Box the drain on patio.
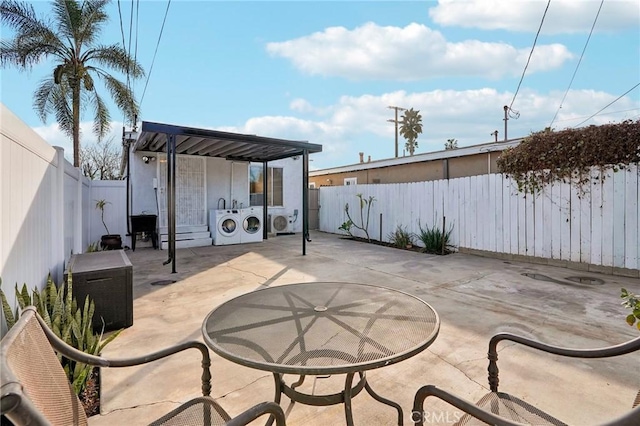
[565,276,605,285]
[150,280,176,286]
[521,273,559,283]
[521,273,605,286]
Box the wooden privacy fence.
[319,164,639,271]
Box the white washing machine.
[240,207,263,243]
[210,209,241,245]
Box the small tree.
[444,138,458,150]
[399,108,423,156]
[340,194,375,242]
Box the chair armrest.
[487,333,640,392]
[28,306,212,396]
[412,385,524,426]
[226,401,286,426]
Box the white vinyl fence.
[319,165,639,272]
[1,105,127,331]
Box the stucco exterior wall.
[309,151,503,187]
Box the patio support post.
[302,150,309,255]
[165,133,177,273]
[263,161,268,240]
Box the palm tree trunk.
[73,84,81,167]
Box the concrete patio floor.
[89,231,640,426]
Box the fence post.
[75,167,83,255]
[53,147,65,283]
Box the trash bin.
[130,214,158,251]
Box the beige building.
[309,139,523,187]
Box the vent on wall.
[372,178,381,184]
[272,214,292,233]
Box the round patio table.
[202,282,440,426]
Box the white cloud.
[216,88,639,168]
[429,0,640,33]
[266,22,573,80]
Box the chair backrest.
[1,307,88,426]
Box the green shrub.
[338,219,354,237]
[621,288,640,331]
[497,119,640,195]
[0,274,121,395]
[416,221,454,254]
[388,225,414,249]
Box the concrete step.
[160,231,211,242]
[158,225,208,234]
[161,238,213,250]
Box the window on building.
[250,165,283,206]
[309,182,316,189]
[344,177,357,186]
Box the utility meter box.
[64,250,133,331]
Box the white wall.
[1,104,86,325]
[88,180,128,246]
[127,150,305,233]
[319,167,639,272]
[268,157,304,233]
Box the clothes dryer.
[240,207,263,243]
[210,209,241,245]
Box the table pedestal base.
[267,372,402,426]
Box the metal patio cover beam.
[136,121,322,162]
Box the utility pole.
[387,106,406,158]
[503,105,508,141]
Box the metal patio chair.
[413,332,640,426]
[0,306,285,426]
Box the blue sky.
[2,0,639,170]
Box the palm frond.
[90,91,110,139]
[0,0,40,34]
[33,77,57,122]
[78,0,109,45]
[0,0,63,67]
[85,44,145,78]
[51,83,74,137]
[101,73,139,124]
[51,0,81,42]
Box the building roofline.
[309,138,523,176]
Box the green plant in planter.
[621,288,640,330]
[416,220,454,254]
[95,199,122,250]
[388,225,414,249]
[0,275,121,395]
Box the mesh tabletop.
[202,282,439,375]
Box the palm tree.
[399,108,423,156]
[0,0,144,167]
[444,138,458,150]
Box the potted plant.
[96,199,122,250]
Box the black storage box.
[64,250,133,331]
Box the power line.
[573,82,640,128]
[125,0,135,119]
[549,0,603,127]
[117,0,126,52]
[140,0,171,108]
[509,0,551,111]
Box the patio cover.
[132,121,323,273]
